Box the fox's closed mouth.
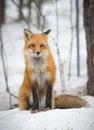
[33,57,41,60]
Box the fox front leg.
[45,82,52,111]
[31,84,39,113]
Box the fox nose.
[37,52,40,55]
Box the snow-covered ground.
[0,96,94,130]
[0,0,94,130]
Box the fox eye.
[40,44,45,48]
[28,44,35,48]
[31,44,35,47]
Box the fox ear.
[24,29,33,40]
[43,29,51,35]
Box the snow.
[0,96,94,130]
[0,0,94,130]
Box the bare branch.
[68,0,74,80]
[33,0,46,31]
[11,0,30,29]
[0,24,19,110]
[0,24,10,93]
[10,93,18,99]
[0,24,13,109]
[55,0,65,92]
[10,93,18,109]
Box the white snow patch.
[0,96,94,130]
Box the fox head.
[24,29,51,59]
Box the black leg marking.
[32,83,39,111]
[46,83,52,109]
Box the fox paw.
[44,107,51,111]
[31,109,39,113]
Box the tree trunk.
[0,0,5,24]
[83,0,94,95]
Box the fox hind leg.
[19,95,29,110]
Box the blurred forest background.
[0,0,94,110]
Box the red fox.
[19,29,56,113]
[19,29,88,113]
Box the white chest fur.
[31,58,50,88]
[32,71,50,87]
